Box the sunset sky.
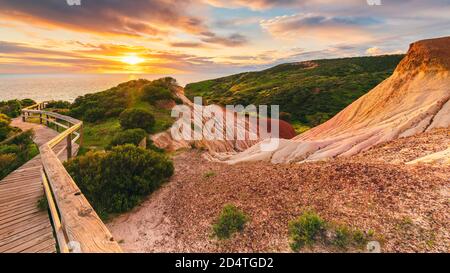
[0,0,449,76]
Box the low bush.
[146,139,165,153]
[64,144,174,219]
[37,196,49,211]
[288,211,372,251]
[0,114,12,141]
[0,100,22,118]
[0,99,36,118]
[142,84,174,104]
[352,229,368,247]
[332,225,352,249]
[83,108,105,123]
[69,88,129,122]
[288,211,326,251]
[20,99,37,108]
[212,204,248,239]
[108,129,147,149]
[332,225,370,249]
[46,100,71,109]
[0,154,17,177]
[0,130,38,179]
[119,108,155,132]
[203,171,216,179]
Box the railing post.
[67,133,72,160]
[79,124,84,148]
[22,111,26,122]
[46,114,50,126]
[40,113,43,124]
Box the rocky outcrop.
[151,87,296,153]
[225,37,450,164]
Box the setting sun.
[121,54,144,65]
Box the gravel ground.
[108,147,449,253]
[354,128,449,164]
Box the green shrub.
[352,229,368,247]
[20,99,37,108]
[6,130,34,146]
[46,100,71,109]
[142,84,174,104]
[69,87,129,122]
[146,139,165,153]
[332,225,352,249]
[37,196,49,211]
[83,108,105,123]
[288,211,325,251]
[212,204,248,239]
[0,154,17,176]
[119,108,155,132]
[0,144,20,154]
[203,171,216,179]
[108,129,147,149]
[64,144,174,219]
[0,100,22,118]
[0,130,38,179]
[0,114,12,141]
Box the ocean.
[0,73,222,102]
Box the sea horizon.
[0,73,225,102]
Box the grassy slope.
[185,55,404,132]
[72,79,175,152]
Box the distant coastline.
[0,73,224,102]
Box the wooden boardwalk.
[0,119,74,253]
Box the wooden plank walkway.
[0,118,76,253]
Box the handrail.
[22,102,122,253]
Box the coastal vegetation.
[185,55,404,132]
[212,204,249,240]
[119,108,155,133]
[0,99,36,118]
[64,144,174,219]
[0,126,39,179]
[288,210,372,252]
[59,78,179,219]
[107,128,148,149]
[0,80,178,223]
[0,100,39,179]
[67,78,176,150]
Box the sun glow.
[121,54,144,65]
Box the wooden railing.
[22,103,122,253]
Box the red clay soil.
[257,117,297,139]
[109,149,449,253]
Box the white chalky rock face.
[225,37,450,164]
[151,86,296,155]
